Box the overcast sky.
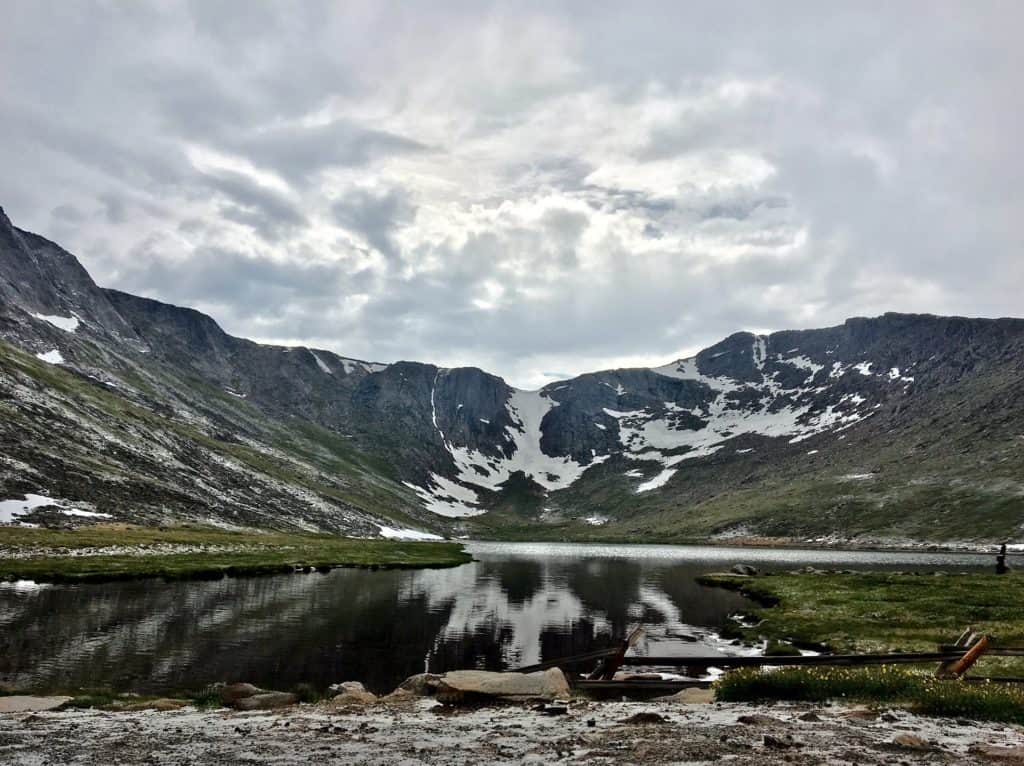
[2,2,1021,388]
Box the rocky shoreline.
[3,695,1024,765]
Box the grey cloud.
[234,122,429,185]
[0,2,1021,386]
[200,169,307,241]
[332,187,416,260]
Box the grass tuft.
[716,666,1024,725]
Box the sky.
[1,1,1021,389]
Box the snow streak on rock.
[410,373,609,517]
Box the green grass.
[702,570,1024,720]
[0,526,471,582]
[717,666,1024,724]
[698,571,1024,655]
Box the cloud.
[332,186,416,260]
[0,2,1021,387]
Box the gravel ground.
[2,698,1024,765]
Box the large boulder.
[219,683,261,705]
[232,692,298,711]
[435,668,570,705]
[327,681,377,706]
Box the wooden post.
[936,631,990,679]
[591,626,644,680]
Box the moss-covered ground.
[0,525,472,582]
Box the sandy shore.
[3,697,1023,764]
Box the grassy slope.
[0,526,471,582]
[0,339,430,532]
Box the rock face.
[2,206,1024,542]
[434,668,570,705]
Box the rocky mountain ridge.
[1,206,1022,543]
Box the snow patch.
[35,349,64,365]
[636,468,676,493]
[852,361,873,375]
[377,525,444,541]
[311,352,333,375]
[0,493,104,524]
[32,313,79,333]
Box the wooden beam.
[621,651,967,668]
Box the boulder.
[219,683,261,705]
[730,564,758,576]
[232,692,298,711]
[435,668,570,705]
[397,673,441,696]
[0,696,72,713]
[327,681,377,706]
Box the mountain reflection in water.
[0,542,991,694]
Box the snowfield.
[406,338,915,515]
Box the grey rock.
[730,564,758,576]
[231,692,298,711]
[435,668,570,705]
[219,683,261,705]
[0,695,73,713]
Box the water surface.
[0,542,993,694]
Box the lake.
[0,542,994,695]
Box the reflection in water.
[0,542,990,694]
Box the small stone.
[764,733,801,749]
[737,714,782,726]
[730,564,758,576]
[619,712,667,725]
[892,733,933,751]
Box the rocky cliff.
[1,206,1022,543]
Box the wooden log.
[939,634,990,679]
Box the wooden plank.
[621,651,966,668]
[511,646,622,674]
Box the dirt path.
[2,698,1023,764]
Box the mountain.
[1,206,1022,544]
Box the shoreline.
[3,697,1022,765]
